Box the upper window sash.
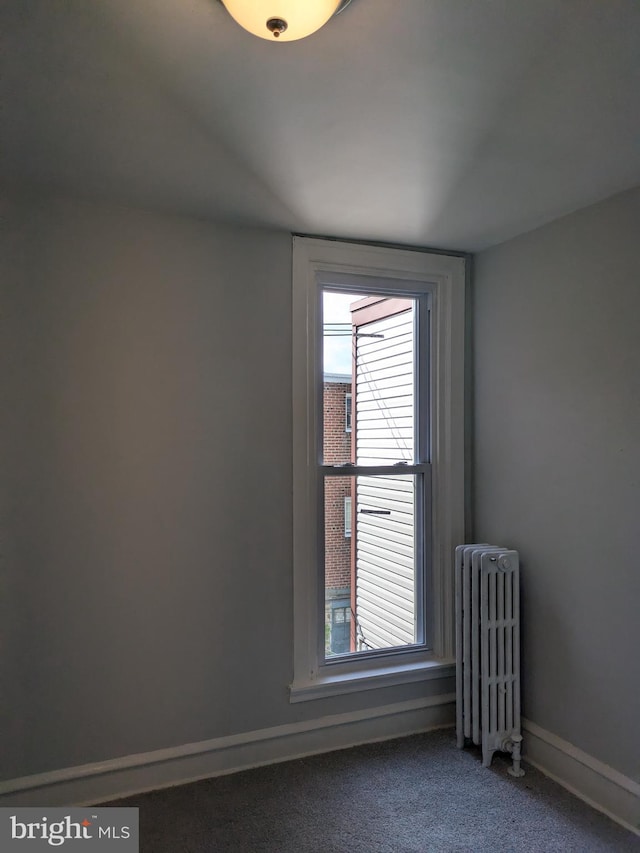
[319,287,430,469]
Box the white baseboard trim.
[0,694,455,808]
[522,718,640,837]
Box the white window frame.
[344,496,352,538]
[291,237,465,703]
[345,393,352,433]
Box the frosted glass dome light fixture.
[219,0,353,42]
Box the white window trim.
[291,237,465,702]
[345,392,352,433]
[344,496,352,538]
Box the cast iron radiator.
[455,544,524,776]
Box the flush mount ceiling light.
[219,0,353,42]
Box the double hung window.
[292,238,465,701]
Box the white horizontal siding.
[355,476,415,649]
[357,343,413,367]
[357,310,411,337]
[357,550,414,581]
[357,398,413,414]
[353,305,416,651]
[358,373,412,394]
[355,308,414,467]
[356,568,414,599]
[354,601,414,648]
[356,593,414,631]
[358,529,413,559]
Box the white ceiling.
[3,0,639,250]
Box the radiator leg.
[482,752,494,768]
[507,735,525,777]
[481,741,495,768]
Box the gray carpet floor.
[110,729,640,852]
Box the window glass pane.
[324,473,419,657]
[322,291,415,466]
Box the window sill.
[289,657,455,703]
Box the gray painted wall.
[1,194,452,781]
[474,187,640,781]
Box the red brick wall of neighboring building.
[323,381,352,592]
